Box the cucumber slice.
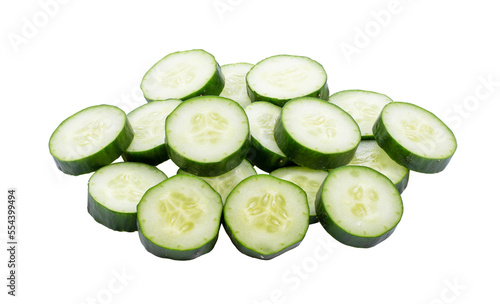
[165,96,250,177]
[122,99,181,165]
[274,97,361,170]
[219,63,254,108]
[141,49,225,101]
[329,90,392,139]
[87,162,167,232]
[316,166,403,248]
[246,55,329,107]
[223,175,309,259]
[49,104,134,176]
[245,101,293,172]
[347,140,409,193]
[177,159,257,203]
[270,167,328,224]
[373,102,457,173]
[137,175,223,260]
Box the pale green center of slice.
[244,193,290,233]
[347,185,379,218]
[301,114,336,138]
[133,111,168,140]
[154,62,197,88]
[73,120,106,146]
[263,67,307,90]
[107,173,146,202]
[189,112,229,144]
[352,100,380,123]
[157,192,205,234]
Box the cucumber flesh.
[223,175,309,259]
[165,96,250,176]
[137,175,223,260]
[219,63,254,108]
[177,159,257,203]
[347,140,409,193]
[246,55,329,106]
[316,166,403,248]
[88,162,167,232]
[373,102,457,173]
[141,49,225,101]
[122,99,181,165]
[270,167,328,224]
[49,104,134,175]
[329,90,392,139]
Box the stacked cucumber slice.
[49,49,458,260]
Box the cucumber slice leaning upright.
[373,102,457,173]
[165,96,250,177]
[316,166,403,248]
[87,162,167,232]
[122,99,181,166]
[137,175,223,260]
[246,55,329,106]
[219,63,254,108]
[223,175,309,260]
[274,97,361,170]
[49,104,134,176]
[141,49,225,102]
[329,90,392,139]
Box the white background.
[1,0,499,303]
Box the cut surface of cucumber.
[49,104,134,175]
[88,162,167,232]
[347,140,409,193]
[165,96,250,176]
[316,166,403,248]
[274,97,361,170]
[329,90,392,139]
[141,49,225,101]
[270,167,328,224]
[137,175,223,260]
[219,63,254,108]
[223,175,309,259]
[246,55,329,106]
[122,99,181,165]
[177,159,257,203]
[245,101,292,172]
[373,102,457,173]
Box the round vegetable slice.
[373,102,457,173]
[274,97,361,170]
[87,162,167,232]
[165,96,250,177]
[223,175,309,260]
[347,140,409,193]
[245,101,293,172]
[177,159,257,203]
[316,166,403,248]
[49,104,134,176]
[137,175,223,260]
[122,99,181,165]
[270,167,328,224]
[141,49,225,101]
[329,90,392,139]
[246,55,329,106]
[219,63,254,108]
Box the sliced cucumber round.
[223,175,309,260]
[270,167,328,224]
[246,55,329,107]
[87,162,167,232]
[219,63,254,108]
[274,97,361,170]
[177,159,257,203]
[137,175,223,260]
[316,166,403,248]
[49,104,134,176]
[122,99,181,165]
[141,49,225,101]
[329,90,392,139]
[245,101,293,172]
[373,102,457,173]
[165,96,250,177]
[347,140,409,193]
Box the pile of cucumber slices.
[49,49,457,260]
